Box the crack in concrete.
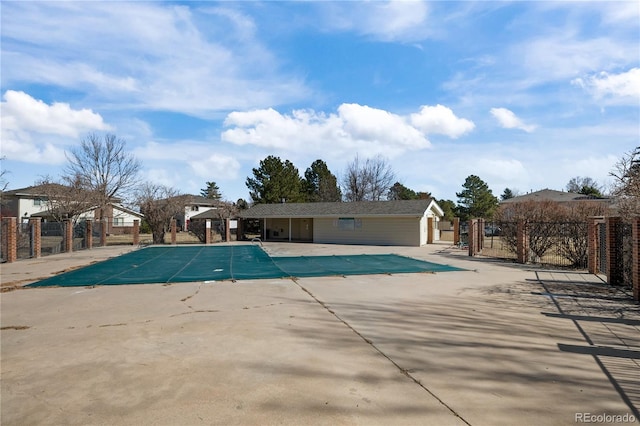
[292,278,472,426]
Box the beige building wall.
[313,217,422,246]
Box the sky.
[1,0,639,204]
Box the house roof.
[180,195,222,207]
[239,199,442,219]
[30,203,144,219]
[501,189,611,204]
[3,183,69,197]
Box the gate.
[596,221,607,274]
[74,221,88,250]
[41,222,64,256]
[16,222,33,260]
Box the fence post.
[606,216,623,286]
[64,219,73,253]
[587,219,596,274]
[453,217,460,245]
[171,218,177,245]
[632,218,640,302]
[478,218,484,251]
[467,219,475,256]
[86,220,93,249]
[205,219,212,244]
[516,220,527,264]
[132,220,140,246]
[100,218,107,247]
[2,217,17,263]
[29,217,41,258]
[225,218,231,243]
[427,217,434,244]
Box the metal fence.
[477,220,590,269]
[41,222,65,257]
[616,221,633,287]
[16,222,33,260]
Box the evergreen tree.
[456,175,499,220]
[200,181,222,200]
[438,199,457,222]
[387,182,418,200]
[246,155,304,204]
[501,188,516,201]
[303,159,342,202]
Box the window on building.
[191,205,199,211]
[113,217,124,226]
[33,198,43,206]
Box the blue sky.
[2,1,639,203]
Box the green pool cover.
[27,245,464,287]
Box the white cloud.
[133,140,241,182]
[572,68,640,105]
[1,2,311,117]
[410,104,475,138]
[318,0,432,42]
[0,90,111,164]
[2,90,111,137]
[220,103,475,159]
[490,108,537,133]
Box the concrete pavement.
[1,242,638,425]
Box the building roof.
[239,199,442,219]
[3,183,69,197]
[501,189,611,204]
[181,195,222,207]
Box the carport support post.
[632,217,639,302]
[64,218,73,253]
[170,218,177,245]
[2,217,17,263]
[29,217,41,258]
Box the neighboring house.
[239,199,444,246]
[1,184,67,220]
[179,195,222,231]
[1,184,143,234]
[501,189,614,209]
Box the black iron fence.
[41,222,65,256]
[477,220,591,269]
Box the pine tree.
[456,175,499,220]
[200,181,222,200]
[246,155,304,204]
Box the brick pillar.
[516,220,527,264]
[171,218,177,245]
[2,217,17,263]
[477,218,484,251]
[100,219,107,247]
[86,220,93,249]
[587,219,597,274]
[632,218,640,302]
[468,219,476,256]
[29,217,41,258]
[225,218,231,243]
[64,219,73,253]
[133,220,140,246]
[453,217,460,245]
[205,219,212,244]
[427,217,434,244]
[606,216,623,286]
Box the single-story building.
[238,199,444,246]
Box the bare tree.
[342,155,396,202]
[136,183,186,244]
[610,146,640,219]
[35,176,96,224]
[65,133,141,220]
